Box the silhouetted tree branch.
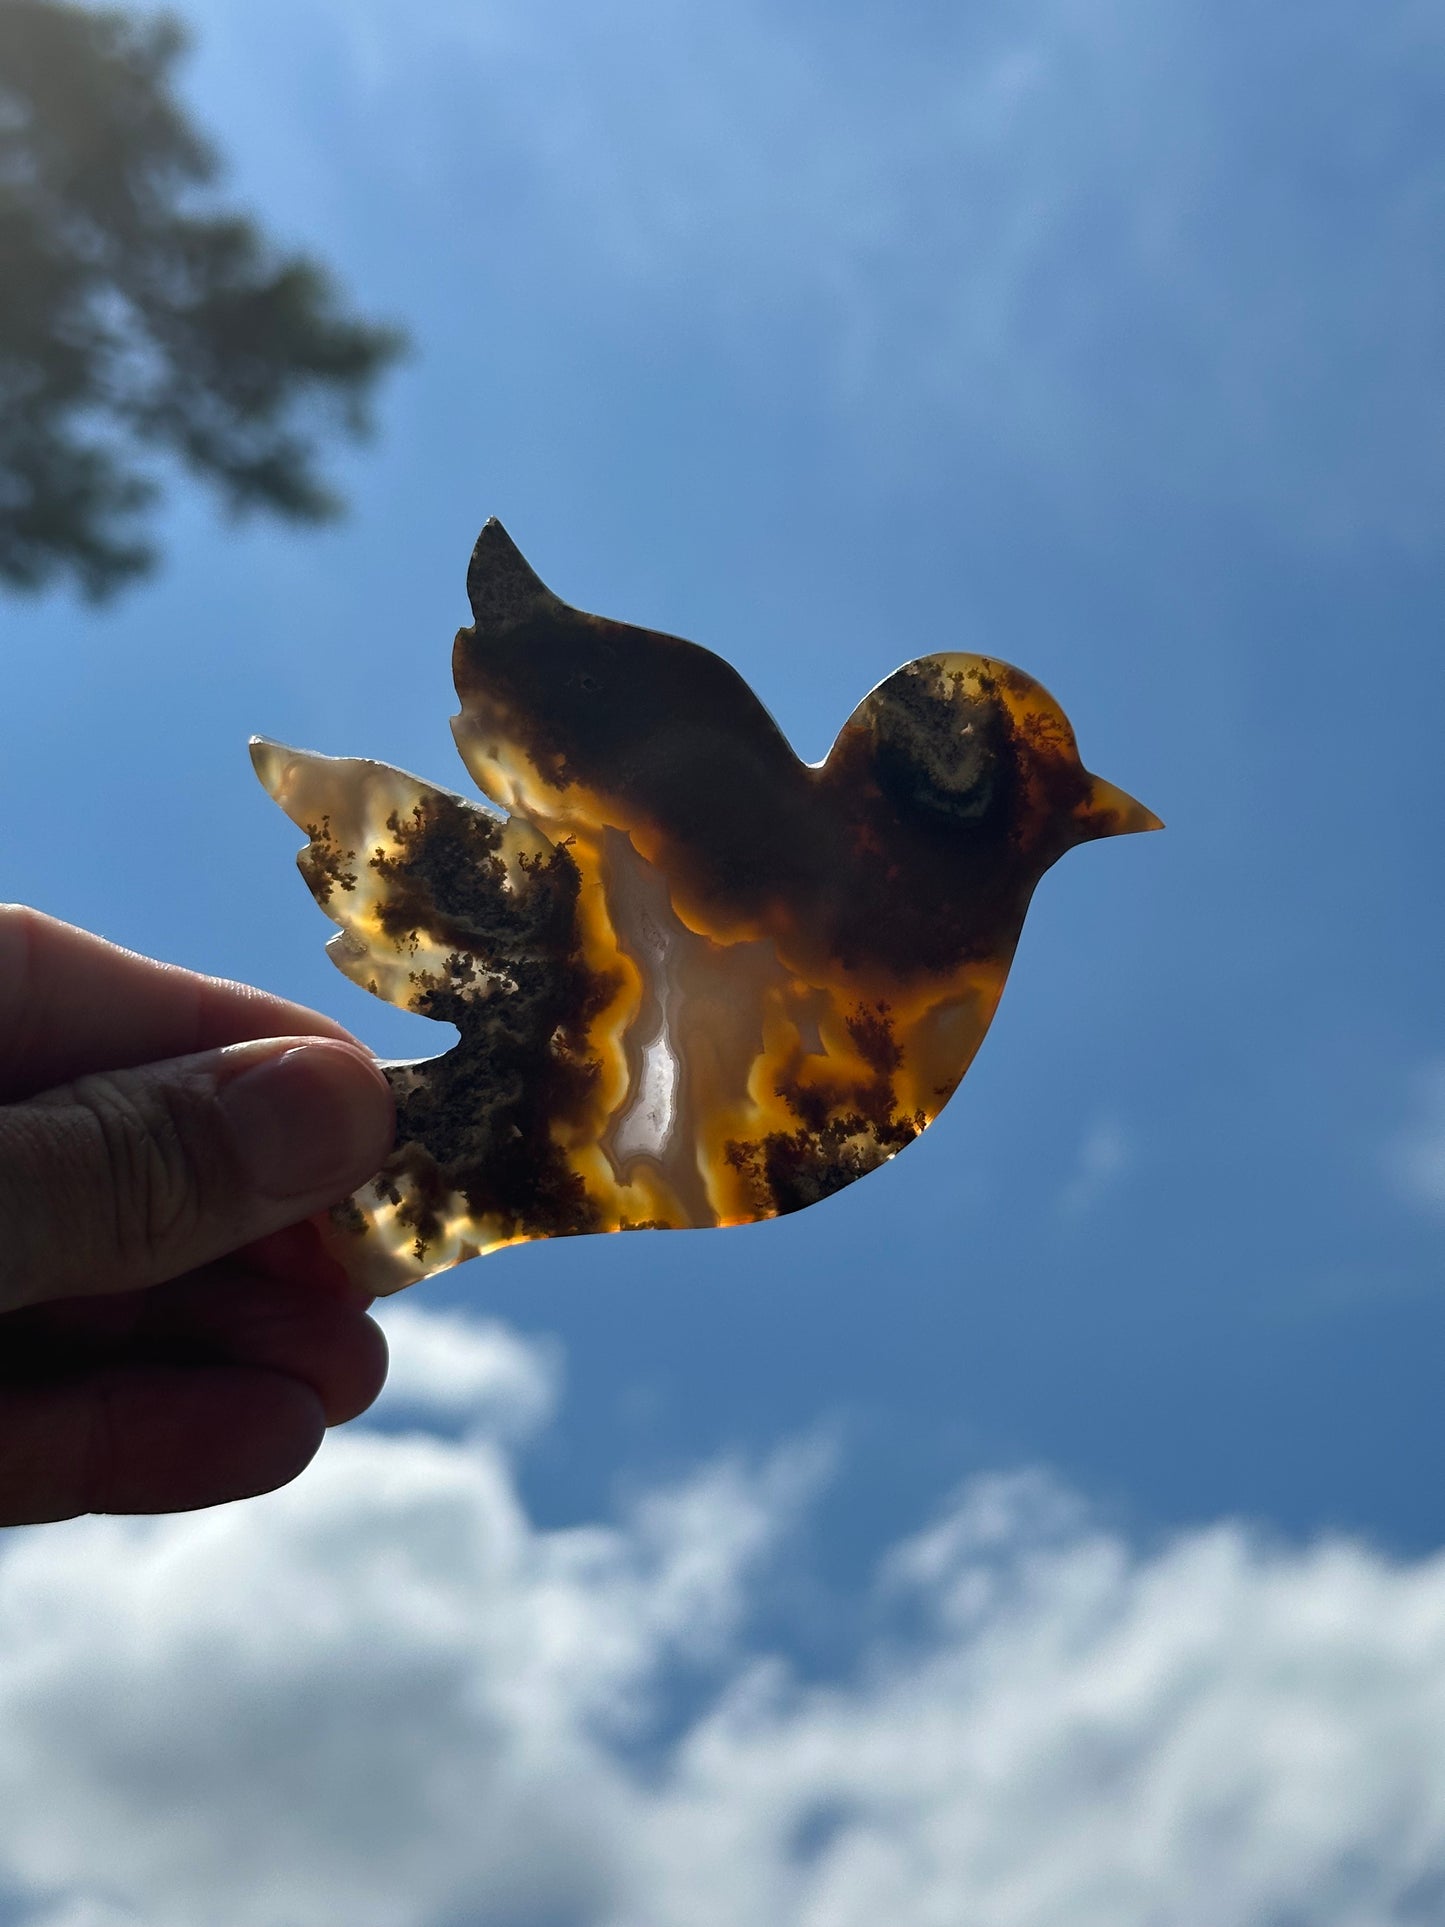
[0,0,407,598]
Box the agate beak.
[1076,773,1164,839]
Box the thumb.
[0,1038,394,1311]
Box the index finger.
[0,906,359,1102]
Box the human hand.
[0,907,396,1526]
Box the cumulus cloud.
[371,1301,560,1433]
[627,1475,1445,1927]
[1387,1061,1445,1214]
[4,1308,1445,1926]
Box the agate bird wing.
[251,734,638,1294]
[248,738,560,1017]
[449,519,822,947]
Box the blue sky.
[2,1,1445,1920]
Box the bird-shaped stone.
[253,521,1161,1294]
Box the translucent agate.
[253,522,1160,1294]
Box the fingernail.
[218,1040,395,1201]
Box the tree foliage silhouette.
[0,0,406,598]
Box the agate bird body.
[254,522,1160,1294]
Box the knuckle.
[0,1066,235,1308]
[70,1070,221,1270]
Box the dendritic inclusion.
[253,522,1161,1294]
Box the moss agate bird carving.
[253,521,1161,1294]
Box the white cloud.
[370,1301,559,1434]
[1387,1061,1445,1215]
[5,1309,1445,1925]
[624,1475,1445,1927]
